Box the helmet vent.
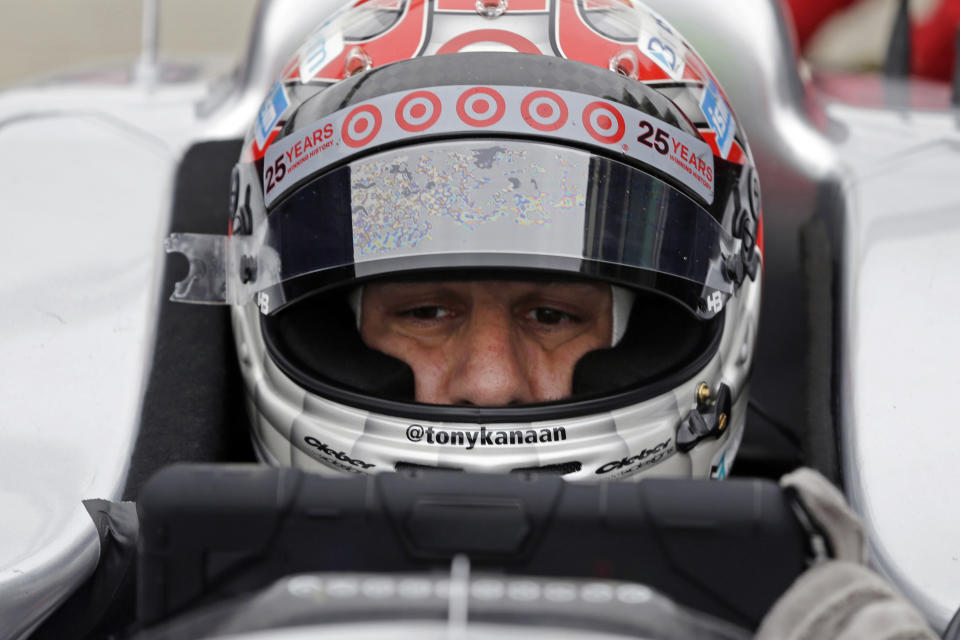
[511,461,583,476]
[476,0,508,18]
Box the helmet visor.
[170,140,738,317]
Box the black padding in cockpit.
[123,139,255,502]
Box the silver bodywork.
[836,101,960,626]
[0,0,957,636]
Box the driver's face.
[360,280,613,406]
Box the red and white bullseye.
[456,87,506,127]
[395,90,442,132]
[521,90,568,132]
[341,104,382,147]
[582,101,626,144]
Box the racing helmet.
[168,0,763,480]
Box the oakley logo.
[303,436,375,470]
[595,439,673,475]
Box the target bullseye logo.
[396,90,442,132]
[456,87,506,127]
[342,104,382,148]
[582,101,626,144]
[521,90,568,132]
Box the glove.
[756,561,938,640]
[756,469,938,640]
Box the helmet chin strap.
[349,284,635,347]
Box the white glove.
[756,561,938,640]
[755,468,938,640]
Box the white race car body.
[1,0,958,636]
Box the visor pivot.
[240,255,257,284]
[475,0,508,18]
[677,383,731,453]
[724,254,746,284]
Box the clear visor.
[167,140,738,317]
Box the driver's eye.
[528,308,576,325]
[402,306,449,320]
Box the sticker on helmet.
[700,77,736,159]
[594,438,675,478]
[368,0,405,9]
[638,28,686,80]
[292,0,429,83]
[395,90,443,131]
[711,450,729,479]
[581,0,627,10]
[303,436,375,471]
[263,85,716,206]
[405,424,567,449]
[299,29,346,84]
[582,101,626,144]
[456,87,507,127]
[705,290,724,313]
[521,90,569,132]
[435,28,543,54]
[255,82,289,149]
[709,421,743,479]
[341,104,383,147]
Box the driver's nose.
[446,306,533,406]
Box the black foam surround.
[261,277,723,422]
